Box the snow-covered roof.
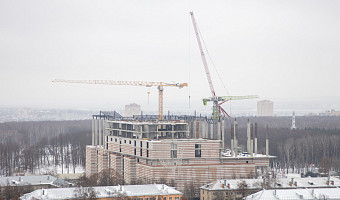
[201,179,263,190]
[0,175,72,188]
[245,188,340,200]
[200,177,340,190]
[20,184,182,200]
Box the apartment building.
[86,117,271,192]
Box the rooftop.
[245,188,340,200]
[200,177,340,190]
[20,184,182,200]
[0,175,72,188]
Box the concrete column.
[234,120,238,156]
[98,119,102,146]
[92,118,95,146]
[247,120,251,153]
[255,123,258,155]
[217,122,221,141]
[231,122,234,156]
[266,124,269,156]
[102,119,105,146]
[201,120,208,138]
[94,119,98,146]
[221,120,225,148]
[250,124,253,157]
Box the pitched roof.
[245,188,340,200]
[0,175,72,188]
[200,177,340,190]
[20,184,182,200]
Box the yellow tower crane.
[52,79,188,121]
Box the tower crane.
[190,12,258,120]
[52,79,187,121]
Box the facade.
[20,184,182,200]
[257,100,274,116]
[125,103,141,117]
[200,177,340,200]
[86,117,272,192]
[245,188,340,200]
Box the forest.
[0,120,91,176]
[0,116,339,177]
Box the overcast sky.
[1,0,340,115]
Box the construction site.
[86,112,273,192]
[54,12,274,193]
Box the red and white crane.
[190,12,258,120]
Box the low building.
[20,184,182,200]
[0,175,72,199]
[200,177,340,200]
[245,188,340,200]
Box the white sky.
[1,0,340,115]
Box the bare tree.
[74,186,98,200]
[237,180,249,198]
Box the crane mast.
[53,79,187,121]
[190,12,216,98]
[190,12,259,120]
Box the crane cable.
[196,24,233,115]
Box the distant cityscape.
[0,107,93,122]
[1,104,340,123]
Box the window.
[120,141,122,144]
[115,138,117,142]
[171,143,177,149]
[106,143,108,149]
[140,149,142,156]
[134,148,136,155]
[140,141,143,147]
[147,150,149,157]
[120,147,122,152]
[171,143,177,158]
[171,150,177,158]
[175,197,179,200]
[195,144,201,157]
[163,198,167,200]
[169,198,172,200]
[134,140,136,146]
[129,140,131,144]
[124,140,126,143]
[147,142,149,148]
[110,138,113,141]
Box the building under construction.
[86,112,273,192]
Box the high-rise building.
[257,100,274,116]
[125,103,141,117]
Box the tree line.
[0,120,91,176]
